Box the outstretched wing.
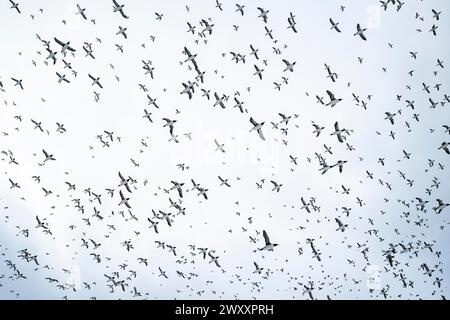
[54,37,64,47]
[357,24,367,40]
[326,90,335,101]
[334,121,340,131]
[250,45,259,59]
[262,230,270,245]
[183,46,192,57]
[257,129,265,141]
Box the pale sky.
[0,0,449,300]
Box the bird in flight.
[249,117,265,141]
[259,230,278,251]
[354,23,367,40]
[76,4,87,20]
[112,0,129,19]
[9,0,21,14]
[88,74,103,89]
[329,18,341,32]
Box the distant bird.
[329,18,341,32]
[88,74,103,89]
[112,0,129,19]
[235,4,245,16]
[253,64,264,80]
[76,3,87,20]
[331,122,345,143]
[249,117,265,140]
[325,90,342,107]
[257,7,269,23]
[11,78,24,90]
[259,230,278,251]
[9,0,21,14]
[282,59,296,72]
[437,142,449,155]
[354,23,367,40]
[335,218,348,232]
[433,199,448,214]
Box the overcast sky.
[0,0,449,300]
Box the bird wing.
[257,129,265,140]
[326,90,335,100]
[120,9,129,19]
[54,37,64,47]
[262,230,270,245]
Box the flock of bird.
[0,0,449,300]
